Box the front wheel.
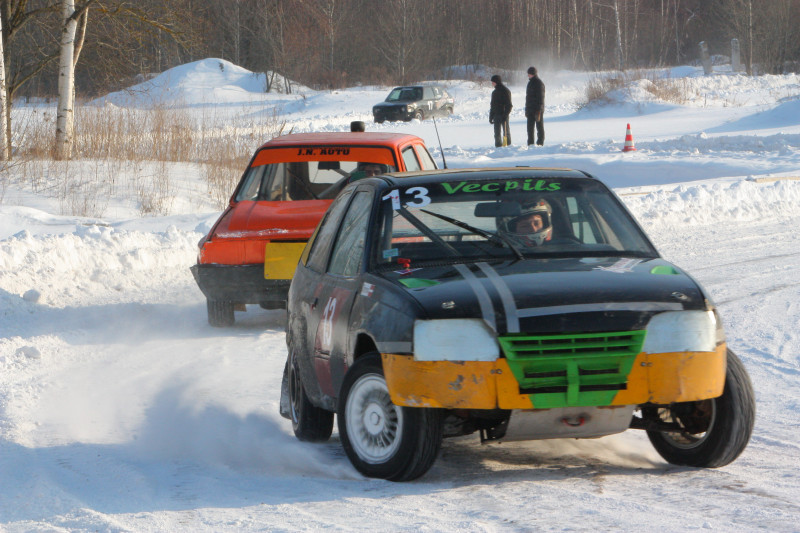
[644,349,755,467]
[338,353,443,481]
[413,109,424,121]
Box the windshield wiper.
[397,208,460,257]
[419,208,525,261]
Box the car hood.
[379,257,706,335]
[374,101,412,108]
[211,200,332,240]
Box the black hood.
[374,101,412,108]
[380,257,705,335]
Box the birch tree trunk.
[0,14,9,161]
[747,0,753,75]
[613,0,624,70]
[55,0,78,160]
[572,0,586,69]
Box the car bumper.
[382,343,727,410]
[191,241,306,303]
[190,263,291,303]
[373,109,413,122]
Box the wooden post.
[699,41,712,76]
[731,39,741,73]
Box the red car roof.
[260,131,424,149]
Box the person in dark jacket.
[489,74,512,147]
[525,66,545,146]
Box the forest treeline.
[4,0,800,101]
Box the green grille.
[499,330,647,408]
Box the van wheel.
[338,353,443,481]
[207,299,234,327]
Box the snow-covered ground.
[1,58,800,531]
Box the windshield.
[374,177,657,268]
[386,87,422,102]
[235,147,398,202]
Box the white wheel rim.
[345,374,402,464]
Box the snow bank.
[622,177,800,226]
[92,58,311,107]
[0,225,199,309]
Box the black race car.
[372,85,454,123]
[279,168,755,481]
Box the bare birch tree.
[612,0,624,69]
[54,0,91,160]
[0,13,8,161]
[373,0,424,83]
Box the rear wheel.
[288,349,334,442]
[338,353,443,481]
[644,349,755,467]
[207,299,234,327]
[414,109,424,120]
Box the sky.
[1,58,799,532]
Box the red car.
[191,131,437,326]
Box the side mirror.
[318,161,341,170]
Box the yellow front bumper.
[382,343,726,409]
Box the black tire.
[645,349,755,468]
[374,117,385,124]
[207,299,234,327]
[414,109,424,121]
[337,353,443,481]
[288,349,334,442]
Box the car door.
[431,86,443,115]
[309,190,374,399]
[290,189,354,404]
[423,86,435,114]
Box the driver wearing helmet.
[350,162,388,182]
[358,163,387,177]
[498,199,553,247]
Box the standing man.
[525,67,545,146]
[489,74,512,147]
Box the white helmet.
[498,199,553,247]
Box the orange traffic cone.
[622,123,637,152]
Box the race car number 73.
[383,187,431,210]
